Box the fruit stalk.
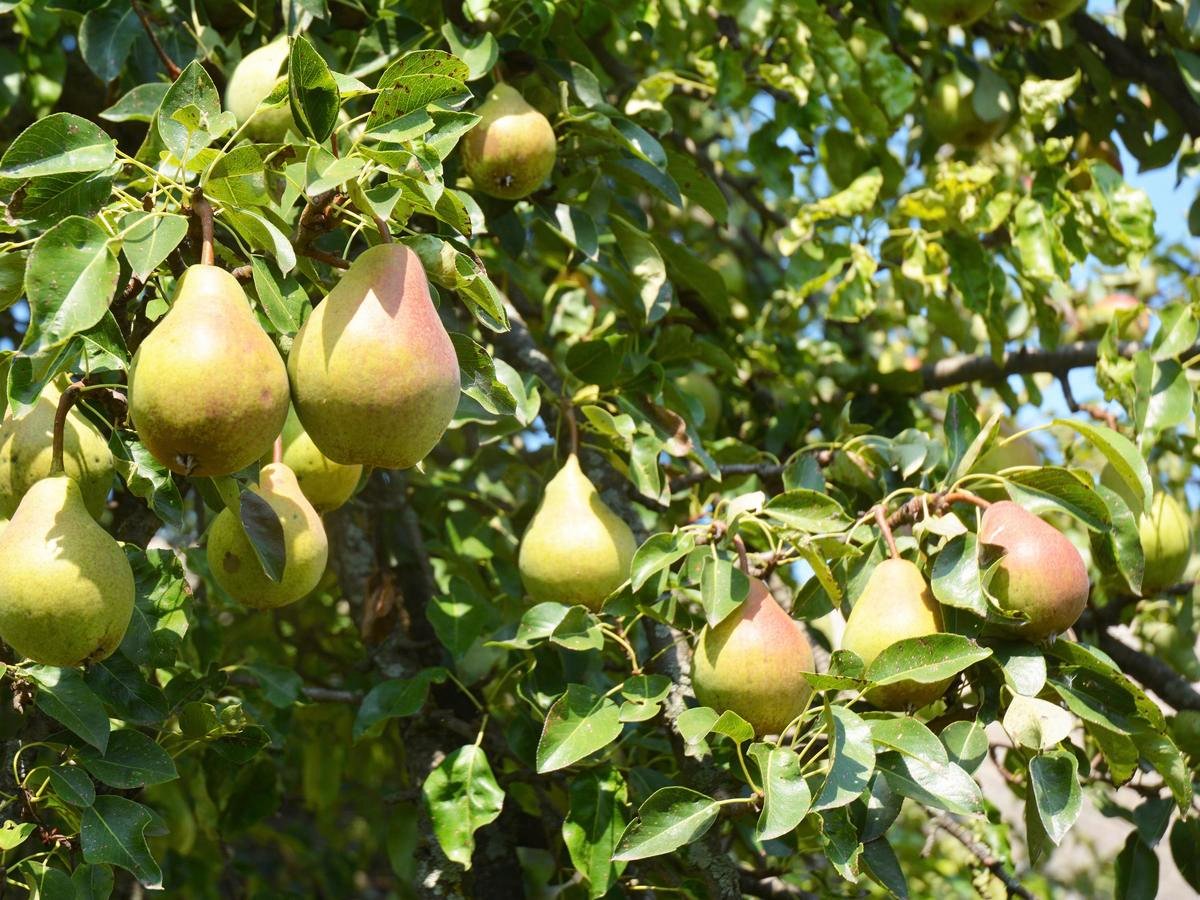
[874,504,899,560]
[562,401,579,456]
[732,533,750,576]
[192,191,215,267]
[50,381,86,477]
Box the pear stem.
[732,534,750,575]
[562,402,579,456]
[272,437,283,465]
[874,505,900,560]
[372,214,393,244]
[50,381,86,477]
[192,191,215,266]
[943,490,991,510]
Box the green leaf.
[699,555,749,627]
[862,835,910,899]
[78,729,177,789]
[421,744,504,868]
[749,744,812,840]
[0,113,116,180]
[0,820,37,849]
[939,720,988,774]
[867,717,947,765]
[1169,818,1200,892]
[119,212,188,280]
[84,653,168,725]
[29,666,110,752]
[929,534,986,616]
[242,662,303,708]
[353,668,447,740]
[612,787,720,861]
[450,332,517,417]
[156,61,224,166]
[204,146,270,208]
[813,705,875,810]
[80,796,162,888]
[45,765,96,807]
[100,83,169,123]
[1053,419,1151,514]
[630,531,695,591]
[288,36,339,143]
[764,489,853,532]
[79,0,142,83]
[23,216,119,351]
[562,768,627,897]
[249,256,307,334]
[19,860,75,899]
[1115,831,1159,900]
[238,488,286,583]
[1028,750,1081,845]
[1002,695,1075,750]
[865,635,991,687]
[876,752,982,815]
[536,684,623,773]
[368,51,469,131]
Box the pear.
[1011,0,1085,21]
[129,265,289,477]
[0,382,113,520]
[692,578,814,735]
[287,244,460,469]
[914,0,994,26]
[461,84,557,200]
[1076,293,1149,342]
[676,369,722,436]
[518,455,636,611]
[842,558,948,709]
[974,421,1040,474]
[0,475,134,666]
[927,70,1011,147]
[1100,466,1192,594]
[225,39,296,143]
[206,463,328,609]
[270,406,363,513]
[978,501,1090,639]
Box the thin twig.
[928,811,1035,900]
[131,0,182,79]
[373,213,393,244]
[874,505,899,559]
[300,247,351,269]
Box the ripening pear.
[676,369,722,436]
[1100,465,1192,594]
[842,558,948,710]
[518,455,636,610]
[978,501,1090,639]
[927,70,1011,147]
[129,265,290,477]
[288,244,460,470]
[0,475,134,666]
[692,578,814,735]
[914,0,994,26]
[269,406,362,513]
[0,382,113,520]
[1076,293,1149,342]
[206,463,328,609]
[461,84,557,200]
[1011,0,1085,21]
[225,38,296,143]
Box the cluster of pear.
[0,244,458,666]
[690,501,1091,734]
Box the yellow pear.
[518,455,636,610]
[129,265,289,477]
[287,244,460,469]
[206,463,328,609]
[269,406,362,513]
[461,84,557,199]
[224,38,296,143]
[0,381,113,520]
[692,578,814,736]
[842,558,947,710]
[0,475,134,666]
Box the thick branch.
[1094,630,1200,712]
[916,340,1200,392]
[929,812,1035,900]
[1071,13,1200,138]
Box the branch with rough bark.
[928,812,1035,900]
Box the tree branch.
[1071,13,1200,138]
[131,0,182,80]
[1093,630,1200,712]
[929,812,1035,900]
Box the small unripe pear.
[692,578,814,735]
[0,382,113,520]
[518,455,636,610]
[1099,466,1192,594]
[1076,293,1149,342]
[129,265,290,477]
[287,244,460,470]
[0,475,134,666]
[842,558,947,709]
[1011,0,1085,21]
[270,406,362,513]
[462,84,557,199]
[927,70,1010,147]
[978,501,1089,639]
[225,39,296,143]
[913,0,994,26]
[206,463,328,609]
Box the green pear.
[1011,0,1085,21]
[461,84,557,200]
[692,577,814,735]
[206,463,328,609]
[0,381,113,520]
[842,558,948,709]
[270,406,363,513]
[518,455,636,611]
[927,70,1011,147]
[914,0,994,26]
[974,421,1040,474]
[287,244,460,469]
[978,501,1090,639]
[676,369,722,436]
[1100,466,1191,594]
[129,265,289,477]
[225,38,296,143]
[0,475,134,666]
